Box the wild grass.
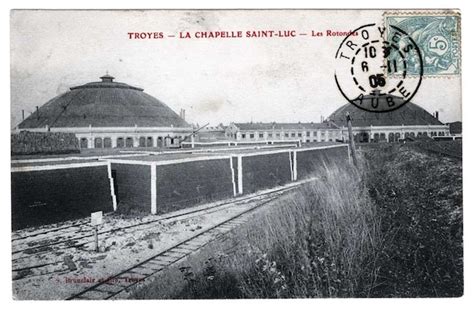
[131,144,463,298]
[133,160,382,298]
[362,144,463,297]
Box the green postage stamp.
[385,13,461,76]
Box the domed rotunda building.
[15,74,192,149]
[328,95,450,143]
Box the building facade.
[328,97,450,143]
[194,124,228,142]
[225,122,343,143]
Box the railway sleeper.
[146,258,171,266]
[161,252,187,261]
[165,249,190,257]
[188,235,215,245]
[128,266,158,276]
[93,282,127,294]
[174,245,199,252]
[153,255,181,263]
[74,289,110,300]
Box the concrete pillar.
[150,165,157,214]
[107,162,117,211]
[237,156,243,194]
[111,136,117,148]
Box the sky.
[10,9,462,128]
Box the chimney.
[100,73,115,82]
[182,109,185,121]
[22,109,25,121]
[36,106,39,120]
[435,111,439,120]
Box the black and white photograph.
[6,7,464,302]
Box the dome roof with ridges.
[328,96,444,127]
[18,75,190,129]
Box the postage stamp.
[384,13,461,76]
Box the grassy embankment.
[132,142,462,298]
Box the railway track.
[12,186,293,257]
[66,195,279,300]
[12,182,307,281]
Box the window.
[291,133,296,137]
[374,133,380,142]
[276,133,280,137]
[250,133,254,139]
[284,133,289,138]
[306,131,310,136]
[139,137,146,147]
[117,137,124,148]
[297,132,302,138]
[268,133,273,138]
[389,133,395,142]
[125,137,134,147]
[259,133,264,138]
[94,137,103,148]
[80,138,88,149]
[103,137,112,148]
[241,133,246,139]
[313,131,317,136]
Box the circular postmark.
[334,23,423,112]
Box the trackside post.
[91,211,103,252]
[346,112,357,166]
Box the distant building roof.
[447,121,462,134]
[18,74,190,129]
[233,122,339,131]
[328,96,444,127]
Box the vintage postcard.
[10,9,462,300]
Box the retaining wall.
[11,163,114,230]
[240,151,293,194]
[12,144,349,229]
[295,145,350,179]
[108,144,349,215]
[111,163,151,213]
[154,158,235,213]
